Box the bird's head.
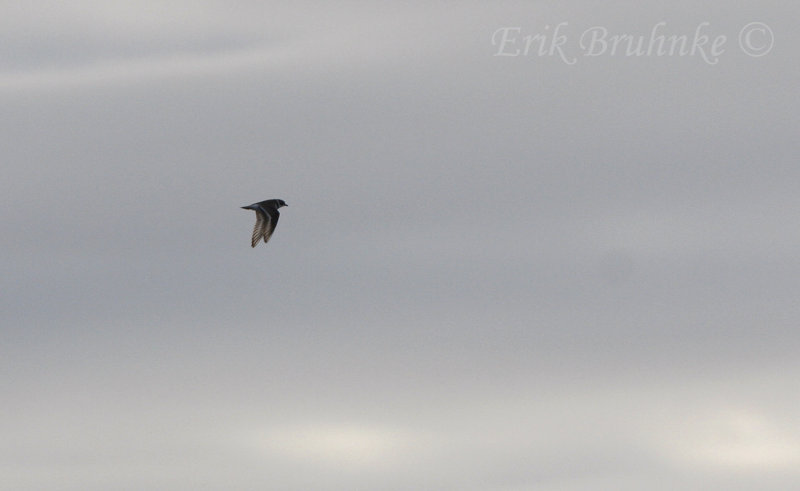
[276,199,288,208]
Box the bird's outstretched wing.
[261,207,280,244]
[251,210,271,248]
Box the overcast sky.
[2,1,799,490]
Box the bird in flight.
[241,199,288,247]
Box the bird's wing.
[262,207,280,244]
[251,210,271,248]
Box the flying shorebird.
[241,199,288,247]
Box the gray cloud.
[2,1,799,490]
